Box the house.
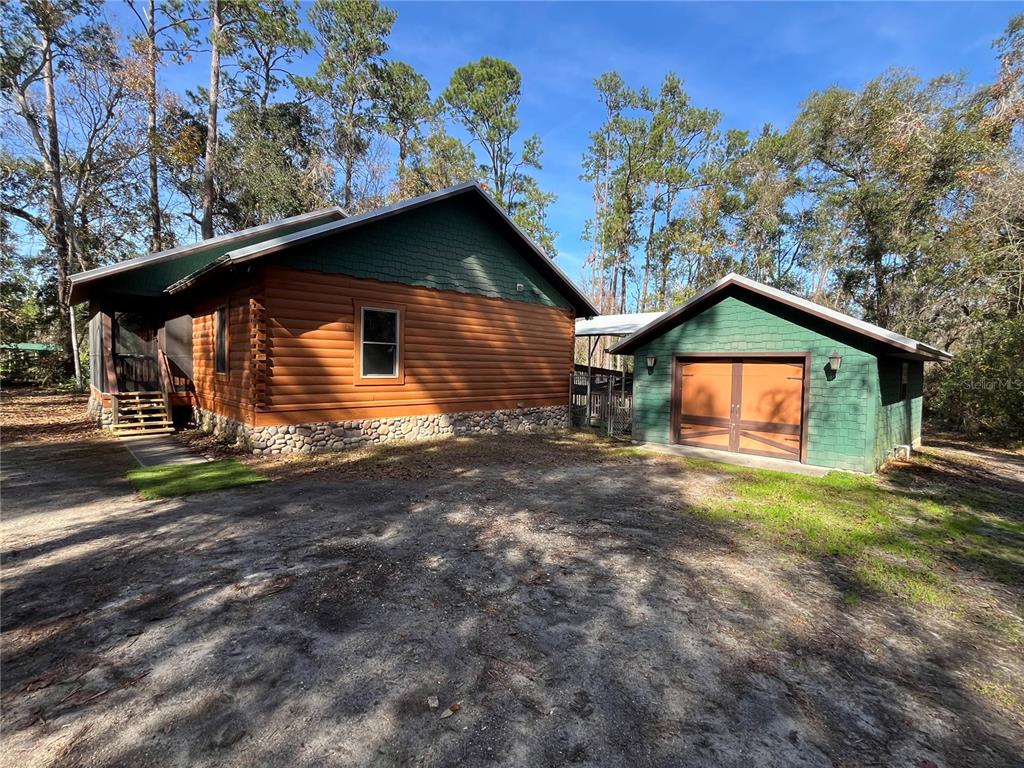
[69,182,597,453]
[608,274,951,473]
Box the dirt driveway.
[2,393,1023,767]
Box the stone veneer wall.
[87,392,114,429]
[193,404,570,455]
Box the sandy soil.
[2,391,1022,767]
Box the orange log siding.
[90,386,111,408]
[192,283,254,422]
[251,266,575,426]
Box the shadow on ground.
[2,431,1022,768]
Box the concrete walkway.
[119,434,208,468]
[636,442,833,476]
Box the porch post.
[101,309,117,393]
[607,373,613,437]
[586,336,599,426]
[156,324,173,396]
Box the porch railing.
[114,353,161,392]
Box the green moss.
[127,459,266,499]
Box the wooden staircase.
[111,391,174,436]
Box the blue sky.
[384,1,1017,279]
[110,1,1020,282]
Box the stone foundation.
[193,407,251,444]
[193,404,570,455]
[87,392,114,429]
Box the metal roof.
[608,273,951,361]
[575,312,664,337]
[68,207,346,304]
[0,342,57,352]
[165,181,599,317]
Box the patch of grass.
[127,459,266,499]
[687,461,1024,625]
[971,677,1024,723]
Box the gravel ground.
[2,391,1022,767]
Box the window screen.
[89,313,104,391]
[361,308,399,377]
[215,306,228,373]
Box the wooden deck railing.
[114,354,161,391]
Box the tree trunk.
[398,129,408,175]
[146,0,161,251]
[69,304,82,388]
[640,187,660,312]
[868,240,886,326]
[41,26,76,378]
[201,0,221,239]
[260,52,271,118]
[619,261,628,313]
[339,101,355,209]
[609,263,618,315]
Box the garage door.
[676,358,805,461]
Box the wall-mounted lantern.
[828,350,843,373]
[646,353,657,375]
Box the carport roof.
[575,312,664,337]
[608,273,952,361]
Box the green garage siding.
[280,196,571,309]
[632,294,880,473]
[875,358,924,462]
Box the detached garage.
[609,274,951,473]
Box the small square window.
[360,307,399,378]
[215,305,228,373]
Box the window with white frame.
[360,307,399,377]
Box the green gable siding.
[278,197,571,309]
[96,217,339,298]
[631,294,880,473]
[874,358,923,465]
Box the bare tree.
[2,0,146,384]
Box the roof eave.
[607,274,951,360]
[913,343,953,362]
[164,254,232,295]
[68,206,346,304]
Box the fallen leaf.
[440,702,461,719]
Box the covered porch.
[87,303,195,435]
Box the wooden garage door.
[676,358,805,461]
